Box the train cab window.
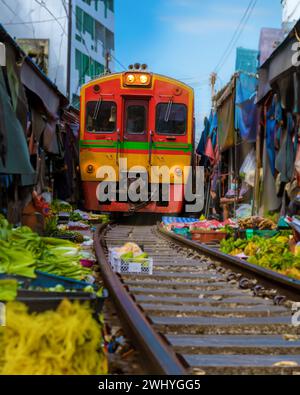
[156,103,187,135]
[126,105,146,134]
[86,101,116,133]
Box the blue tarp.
[235,72,258,142]
[196,116,209,156]
[162,217,198,225]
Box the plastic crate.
[245,229,278,239]
[15,290,105,315]
[172,227,192,239]
[108,248,153,275]
[0,271,97,290]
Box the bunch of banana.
[238,216,277,230]
[0,300,107,375]
[244,242,259,256]
[257,218,277,230]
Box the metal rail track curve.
[95,223,300,375]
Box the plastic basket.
[108,248,153,275]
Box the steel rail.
[94,224,188,375]
[158,225,300,301]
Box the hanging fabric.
[266,97,276,176]
[0,68,34,180]
[275,113,296,183]
[235,72,258,142]
[196,116,209,156]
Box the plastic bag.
[235,204,252,219]
[240,149,256,187]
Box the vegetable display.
[0,280,18,301]
[0,300,107,375]
[0,220,92,280]
[51,200,73,213]
[220,234,300,279]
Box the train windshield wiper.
[93,98,102,120]
[164,99,173,123]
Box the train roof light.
[123,72,152,87]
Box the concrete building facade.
[0,0,115,106]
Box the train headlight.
[123,72,152,87]
[140,74,148,84]
[86,164,95,174]
[174,167,183,177]
[126,74,135,84]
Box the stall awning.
[214,76,236,152]
[258,21,300,103]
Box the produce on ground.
[114,242,143,256]
[220,233,300,279]
[0,279,18,301]
[49,229,84,243]
[238,216,277,230]
[0,300,107,375]
[112,243,151,267]
[45,215,59,235]
[0,218,92,280]
[69,211,83,222]
[51,200,73,213]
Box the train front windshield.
[86,101,117,133]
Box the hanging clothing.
[275,113,297,183]
[0,68,35,180]
[204,135,215,163]
[196,116,209,156]
[266,97,276,176]
[235,72,258,142]
[261,136,282,212]
[6,45,28,131]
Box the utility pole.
[66,0,72,101]
[210,72,217,108]
[105,51,111,74]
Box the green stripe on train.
[80,140,193,152]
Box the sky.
[114,0,282,141]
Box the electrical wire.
[214,0,258,73]
[1,0,18,21]
[110,53,127,71]
[2,16,67,25]
[33,0,67,36]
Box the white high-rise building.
[0,0,115,106]
[281,0,300,33]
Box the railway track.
[94,223,300,375]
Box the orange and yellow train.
[79,66,194,214]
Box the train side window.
[156,103,187,135]
[126,105,146,134]
[86,101,117,133]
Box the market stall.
[0,205,110,375]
